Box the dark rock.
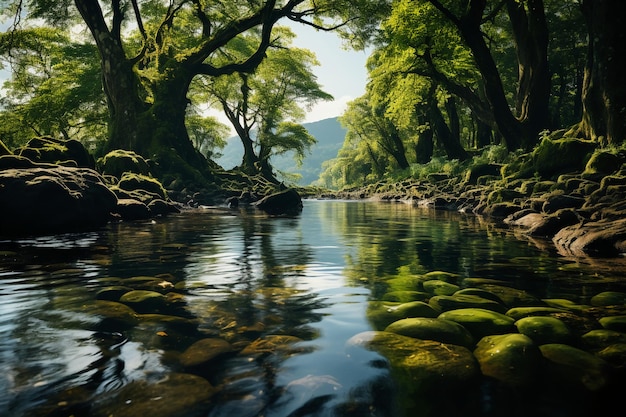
[98,149,151,178]
[553,218,626,257]
[254,188,303,215]
[0,166,117,236]
[17,136,95,168]
[542,193,586,213]
[113,198,151,221]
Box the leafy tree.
[202,27,332,181]
[1,0,387,188]
[0,28,106,149]
[576,0,626,144]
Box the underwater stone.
[180,338,235,368]
[385,317,474,348]
[591,291,626,306]
[438,308,515,340]
[514,316,572,344]
[367,301,440,330]
[599,315,626,332]
[540,343,611,391]
[429,294,507,313]
[95,373,216,417]
[474,333,541,386]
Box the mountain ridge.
[215,117,346,185]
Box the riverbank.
[311,136,626,258]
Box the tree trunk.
[579,0,626,144]
[429,99,469,161]
[507,0,551,147]
[74,0,146,152]
[414,109,434,164]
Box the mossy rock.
[17,136,95,168]
[438,308,515,340]
[514,316,572,344]
[94,373,216,417]
[474,333,542,386]
[581,329,626,349]
[505,306,567,320]
[476,284,541,307]
[346,331,479,415]
[590,291,626,306]
[118,173,168,200]
[422,270,460,282]
[78,300,138,328]
[429,294,507,313]
[179,338,235,367]
[531,137,597,179]
[113,198,151,221]
[539,343,611,391]
[486,188,525,205]
[584,151,623,175]
[422,279,460,296]
[367,301,440,330]
[464,163,503,185]
[599,315,626,332]
[120,290,167,313]
[385,317,474,348]
[596,343,626,367]
[98,149,151,178]
[454,288,504,304]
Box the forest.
[0,0,625,197]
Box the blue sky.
[286,22,370,123]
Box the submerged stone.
[438,308,515,340]
[539,343,611,391]
[599,315,626,332]
[180,338,235,368]
[514,316,572,344]
[79,300,138,328]
[474,333,541,386]
[385,317,474,348]
[422,279,460,296]
[95,373,216,417]
[591,291,626,306]
[505,306,567,320]
[429,293,507,313]
[367,301,440,330]
[346,331,479,415]
[120,290,167,313]
[581,329,626,349]
[596,343,626,367]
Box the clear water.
[1,200,625,417]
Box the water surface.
[1,200,625,416]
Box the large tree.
[203,28,332,181]
[2,0,385,184]
[577,0,626,144]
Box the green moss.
[98,149,151,178]
[531,137,597,179]
[118,172,168,200]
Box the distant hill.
[214,117,346,185]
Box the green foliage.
[0,27,107,149]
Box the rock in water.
[0,165,117,236]
[254,188,303,215]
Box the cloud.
[304,95,355,123]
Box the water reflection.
[0,201,625,416]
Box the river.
[1,200,625,416]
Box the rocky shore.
[316,136,626,258]
[0,136,302,237]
